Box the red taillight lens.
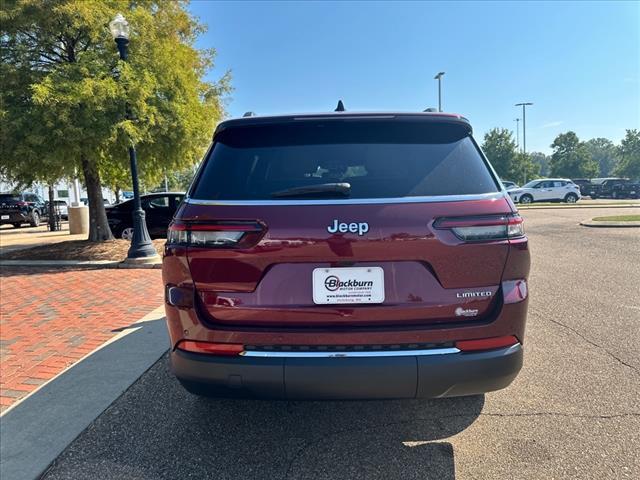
[176,341,244,356]
[434,214,524,241]
[456,335,519,352]
[167,221,265,248]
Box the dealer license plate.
[312,267,385,304]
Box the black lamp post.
[109,13,158,260]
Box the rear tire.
[12,223,22,228]
[29,210,40,227]
[520,194,533,204]
[564,193,578,203]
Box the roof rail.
[243,111,256,117]
[335,100,345,112]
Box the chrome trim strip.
[184,192,506,207]
[241,347,460,358]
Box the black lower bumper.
[0,212,28,224]
[171,344,523,400]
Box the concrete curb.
[518,204,639,210]
[0,306,169,480]
[0,259,161,269]
[579,220,640,228]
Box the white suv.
[508,179,581,204]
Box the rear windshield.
[190,120,499,200]
[0,194,21,202]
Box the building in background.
[0,178,116,205]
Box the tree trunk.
[114,186,120,204]
[47,184,59,231]
[81,154,114,241]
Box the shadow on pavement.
[43,355,484,480]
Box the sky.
[189,0,639,154]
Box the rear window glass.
[0,194,21,202]
[190,120,499,200]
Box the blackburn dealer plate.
[312,267,385,304]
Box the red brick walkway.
[0,267,163,411]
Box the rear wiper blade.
[270,182,351,198]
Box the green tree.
[529,152,549,177]
[481,128,517,180]
[151,166,197,192]
[1,0,230,241]
[615,129,640,179]
[585,138,618,177]
[549,132,599,178]
[512,152,540,185]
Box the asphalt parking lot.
[41,207,640,480]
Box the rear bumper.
[171,343,523,400]
[0,212,28,224]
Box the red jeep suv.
[162,111,530,399]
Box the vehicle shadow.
[41,353,484,480]
[192,389,481,480]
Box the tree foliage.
[1,0,230,241]
[585,138,618,177]
[529,152,549,177]
[513,152,540,185]
[614,129,640,179]
[481,128,516,179]
[481,128,539,184]
[549,132,599,178]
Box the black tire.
[12,223,22,228]
[29,210,40,227]
[590,194,597,200]
[564,193,578,204]
[520,194,533,205]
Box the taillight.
[176,340,244,356]
[434,214,524,241]
[167,221,265,248]
[456,335,519,352]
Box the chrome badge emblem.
[456,291,492,299]
[327,219,369,236]
[455,307,479,317]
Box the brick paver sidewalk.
[0,267,163,411]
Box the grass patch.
[591,215,640,222]
[0,239,165,261]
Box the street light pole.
[109,14,158,261]
[514,118,520,151]
[515,102,533,154]
[515,102,533,184]
[434,72,445,112]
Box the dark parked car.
[570,178,592,196]
[162,110,530,400]
[587,178,639,199]
[106,192,184,239]
[0,192,48,228]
